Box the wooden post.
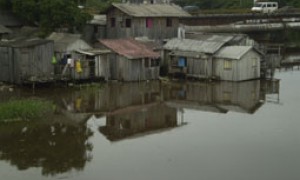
[32,81,35,94]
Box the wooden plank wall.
[107,8,179,40]
[0,46,13,83]
[12,42,54,84]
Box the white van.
[251,2,278,13]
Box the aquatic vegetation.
[0,99,55,122]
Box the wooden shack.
[106,3,190,40]
[98,38,160,81]
[74,49,112,80]
[0,39,54,84]
[47,32,92,80]
[213,46,261,81]
[163,38,225,79]
[47,32,91,61]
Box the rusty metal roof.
[164,38,225,54]
[100,38,160,59]
[111,3,191,17]
[214,46,253,60]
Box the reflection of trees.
[0,119,93,176]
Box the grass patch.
[0,99,55,122]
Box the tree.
[11,0,92,35]
[0,0,12,9]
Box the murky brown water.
[0,68,300,180]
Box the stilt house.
[47,32,92,80]
[0,39,54,84]
[106,3,190,40]
[163,38,225,79]
[98,38,160,81]
[213,46,261,81]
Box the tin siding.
[214,58,235,81]
[238,51,260,81]
[214,50,261,81]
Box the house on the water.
[0,39,54,84]
[163,38,225,79]
[105,3,190,40]
[163,38,262,81]
[213,46,261,81]
[97,38,160,81]
[47,32,91,61]
[47,32,92,80]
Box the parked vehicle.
[251,2,278,14]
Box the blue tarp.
[178,57,186,67]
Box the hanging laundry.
[76,60,82,73]
[67,58,74,68]
[52,56,57,64]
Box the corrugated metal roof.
[47,32,91,52]
[47,32,81,43]
[170,51,201,58]
[76,49,111,56]
[111,3,191,17]
[0,25,11,34]
[0,38,52,48]
[100,38,160,59]
[214,46,253,60]
[185,33,247,43]
[164,38,225,54]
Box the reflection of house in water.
[55,81,184,141]
[163,80,278,114]
[99,103,183,141]
[60,81,162,114]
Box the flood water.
[0,68,300,180]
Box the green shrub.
[0,99,55,122]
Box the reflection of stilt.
[265,79,281,105]
[62,64,69,76]
[178,108,186,125]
